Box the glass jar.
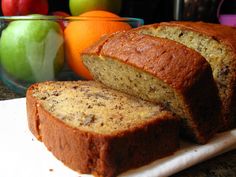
[0,15,144,95]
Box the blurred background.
[46,0,235,24]
[0,0,235,24]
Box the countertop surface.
[0,80,235,177]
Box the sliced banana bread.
[135,21,236,130]
[26,81,179,177]
[82,32,221,144]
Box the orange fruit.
[64,10,132,80]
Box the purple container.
[219,14,236,27]
[218,0,236,27]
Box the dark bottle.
[120,0,174,24]
[174,0,219,22]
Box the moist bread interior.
[138,26,233,112]
[32,81,170,134]
[83,55,187,118]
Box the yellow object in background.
[69,0,122,16]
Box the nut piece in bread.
[82,32,221,144]
[135,21,236,131]
[26,81,179,177]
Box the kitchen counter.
[0,81,22,100]
[0,81,235,177]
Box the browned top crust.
[133,21,236,130]
[144,21,236,52]
[82,31,211,93]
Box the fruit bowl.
[0,15,144,95]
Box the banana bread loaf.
[135,21,236,131]
[82,31,221,144]
[26,81,179,177]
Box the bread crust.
[161,22,236,130]
[161,22,236,51]
[83,32,209,92]
[26,82,179,177]
[136,21,236,130]
[82,32,221,143]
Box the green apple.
[0,15,64,82]
[69,0,122,16]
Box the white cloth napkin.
[0,98,235,177]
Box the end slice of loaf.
[82,32,221,144]
[26,81,179,177]
[135,21,236,131]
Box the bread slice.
[134,21,236,131]
[26,81,179,177]
[82,32,221,144]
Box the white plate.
[0,98,235,177]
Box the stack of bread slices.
[26,21,236,177]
